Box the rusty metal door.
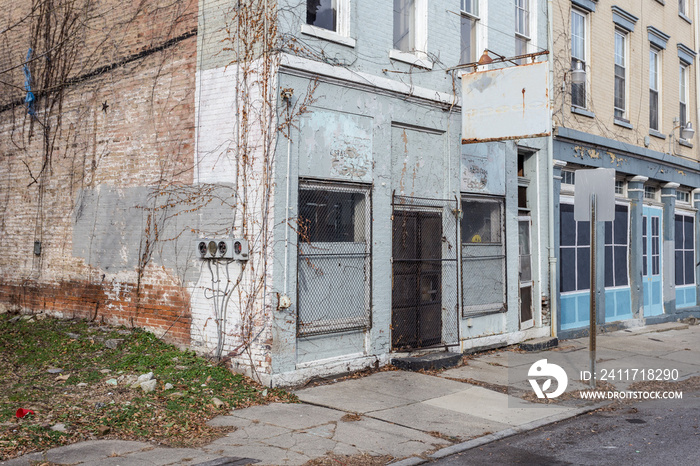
[391,210,443,350]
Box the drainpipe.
[547,0,557,337]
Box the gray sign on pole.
[574,168,616,222]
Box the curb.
[389,402,610,466]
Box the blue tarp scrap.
[23,48,35,116]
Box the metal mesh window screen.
[297,182,371,337]
[391,195,460,350]
[461,196,506,316]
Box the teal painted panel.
[605,288,632,322]
[676,285,697,308]
[561,292,590,330]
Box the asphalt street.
[430,388,700,466]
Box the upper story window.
[307,0,337,31]
[680,63,689,128]
[680,0,689,18]
[515,0,530,58]
[391,0,428,65]
[571,9,587,108]
[394,0,415,52]
[461,0,479,64]
[650,47,661,131]
[677,190,691,203]
[614,30,628,121]
[302,0,353,46]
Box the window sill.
[680,12,692,24]
[679,138,693,148]
[571,106,595,118]
[614,118,633,130]
[300,24,356,48]
[649,129,666,139]
[655,0,664,4]
[389,49,433,69]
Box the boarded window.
[675,213,695,286]
[297,182,371,336]
[604,204,629,288]
[560,203,591,293]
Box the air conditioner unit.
[195,238,249,261]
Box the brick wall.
[553,0,698,160]
[0,0,198,346]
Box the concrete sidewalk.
[3,322,699,466]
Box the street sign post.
[573,168,615,388]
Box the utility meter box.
[195,238,249,261]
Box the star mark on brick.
[101,101,109,112]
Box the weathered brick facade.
[0,0,198,346]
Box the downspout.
[547,0,557,337]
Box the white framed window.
[460,1,479,64]
[391,0,429,66]
[515,0,530,59]
[615,180,625,195]
[306,0,338,31]
[571,8,587,108]
[680,0,689,18]
[675,212,695,286]
[677,190,691,203]
[562,170,575,185]
[614,30,628,121]
[650,47,661,131]
[644,186,658,200]
[680,63,689,129]
[302,0,353,46]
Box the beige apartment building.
[551,0,700,337]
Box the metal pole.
[589,194,597,388]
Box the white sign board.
[574,168,616,222]
[462,61,550,144]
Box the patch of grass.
[0,314,296,460]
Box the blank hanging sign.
[573,168,615,222]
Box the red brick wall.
[0,0,197,346]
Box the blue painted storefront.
[554,128,700,338]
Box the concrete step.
[391,352,462,371]
[520,337,558,352]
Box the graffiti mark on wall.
[330,137,371,179]
[463,164,488,190]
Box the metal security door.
[642,206,663,316]
[392,211,443,350]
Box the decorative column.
[661,182,679,316]
[627,176,647,319]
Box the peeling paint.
[573,145,601,160]
[608,152,627,166]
